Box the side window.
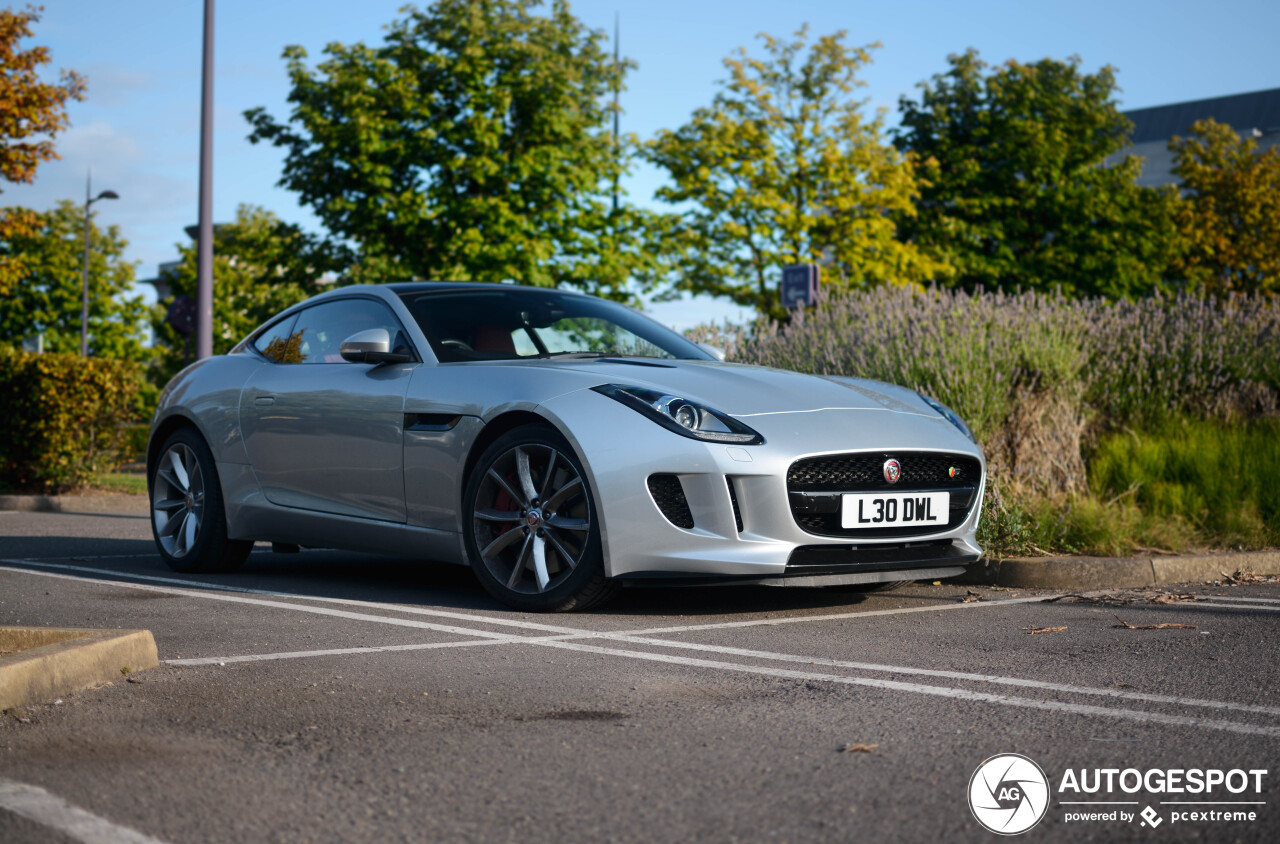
[290,299,408,365]
[254,315,302,364]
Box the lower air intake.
[648,474,694,529]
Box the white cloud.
[82,63,154,107]
[2,121,198,280]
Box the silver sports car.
[148,282,985,611]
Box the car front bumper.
[540,389,985,582]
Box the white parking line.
[0,559,586,635]
[1200,596,1280,603]
[0,563,547,643]
[0,778,167,844]
[6,560,1280,739]
[167,639,508,666]
[1142,599,1280,614]
[538,639,1280,738]
[592,634,1280,717]
[625,595,1050,635]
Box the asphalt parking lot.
[2,502,1278,843]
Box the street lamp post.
[81,179,119,357]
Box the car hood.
[516,358,934,418]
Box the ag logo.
[968,753,1050,835]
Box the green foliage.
[1171,119,1280,295]
[894,50,1181,298]
[0,199,149,359]
[0,346,144,493]
[150,204,335,381]
[246,0,661,298]
[647,26,944,319]
[88,472,147,496]
[0,6,85,296]
[1089,418,1280,549]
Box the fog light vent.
[647,474,694,529]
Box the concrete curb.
[0,627,159,711]
[0,493,147,514]
[961,550,1280,590]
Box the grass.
[981,417,1280,558]
[83,472,148,496]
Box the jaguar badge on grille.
[883,458,901,484]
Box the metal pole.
[81,173,91,357]
[611,13,619,216]
[195,0,215,360]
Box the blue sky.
[8,0,1280,327]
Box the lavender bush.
[687,287,1280,498]
[689,287,1280,432]
[1081,293,1280,426]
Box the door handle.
[254,396,275,407]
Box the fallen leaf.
[840,743,878,753]
[961,590,984,604]
[1021,626,1067,635]
[1113,615,1196,630]
[1147,593,1199,604]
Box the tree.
[1170,118,1280,295]
[894,50,1181,298]
[0,5,86,296]
[0,199,148,358]
[646,27,944,318]
[150,205,336,378]
[245,0,656,298]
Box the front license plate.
[840,491,950,529]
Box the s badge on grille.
[883,458,901,484]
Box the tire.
[149,427,252,574]
[463,423,619,612]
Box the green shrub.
[1088,418,1280,548]
[0,347,145,494]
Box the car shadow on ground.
[233,550,890,618]
[4,540,939,619]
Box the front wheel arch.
[462,422,619,612]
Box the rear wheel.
[463,424,618,612]
[149,428,251,573]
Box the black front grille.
[648,474,694,529]
[788,452,981,491]
[788,451,981,538]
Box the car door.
[240,296,416,523]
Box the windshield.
[397,288,712,363]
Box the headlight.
[592,384,764,445]
[920,395,976,443]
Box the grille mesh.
[648,474,694,529]
[787,451,981,538]
[788,452,981,492]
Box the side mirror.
[340,328,412,364]
[694,341,726,362]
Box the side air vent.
[726,477,743,533]
[648,474,694,529]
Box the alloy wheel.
[471,443,591,595]
[152,443,205,559]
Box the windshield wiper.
[534,350,622,359]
